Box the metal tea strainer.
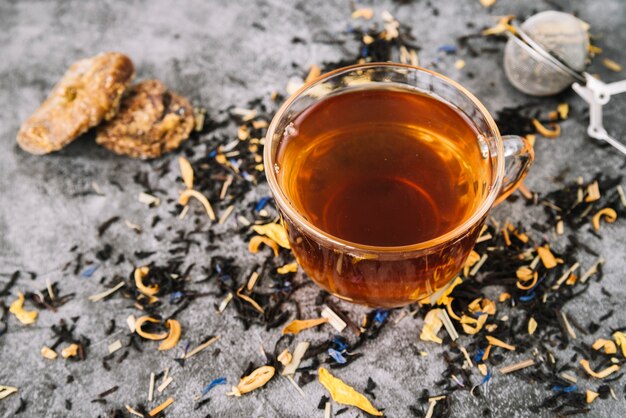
[503,10,626,155]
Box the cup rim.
[264,62,504,255]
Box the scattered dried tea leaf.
[486,336,515,351]
[135,316,167,341]
[178,189,216,221]
[602,58,622,72]
[592,208,617,231]
[41,346,58,360]
[252,223,290,249]
[318,367,382,416]
[586,390,599,404]
[228,365,275,396]
[248,235,279,257]
[158,319,181,351]
[528,317,537,335]
[134,266,158,296]
[148,397,174,417]
[178,156,194,189]
[613,331,626,357]
[277,262,298,274]
[536,245,558,269]
[61,344,79,359]
[9,292,38,325]
[278,349,292,366]
[580,359,620,379]
[420,309,444,344]
[532,118,561,138]
[282,318,329,335]
[592,338,617,354]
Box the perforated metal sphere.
[504,11,590,96]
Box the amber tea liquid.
[275,86,491,306]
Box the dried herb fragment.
[41,346,58,360]
[134,266,158,296]
[0,386,18,400]
[178,189,216,221]
[61,344,79,359]
[178,156,194,189]
[282,318,329,335]
[318,367,382,416]
[248,236,279,257]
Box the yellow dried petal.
[228,366,275,396]
[134,266,158,296]
[420,309,444,344]
[178,156,194,189]
[586,390,599,404]
[499,292,511,302]
[236,287,265,314]
[148,397,174,417]
[9,292,38,325]
[248,235,279,257]
[252,223,290,249]
[537,245,558,269]
[603,58,622,72]
[557,103,569,120]
[486,336,516,351]
[480,0,496,7]
[135,316,167,341]
[179,189,216,221]
[528,317,537,335]
[463,251,481,277]
[158,319,181,351]
[592,338,617,354]
[516,266,535,281]
[318,367,382,416]
[282,318,329,335]
[277,262,298,274]
[613,331,626,357]
[532,118,561,138]
[461,314,487,335]
[435,276,463,306]
[592,208,617,231]
[585,181,600,202]
[61,343,79,359]
[41,346,57,360]
[351,8,374,20]
[580,359,621,379]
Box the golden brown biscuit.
[17,52,134,155]
[95,79,194,159]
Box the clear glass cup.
[264,63,534,307]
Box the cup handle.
[494,135,535,205]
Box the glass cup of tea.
[264,63,533,307]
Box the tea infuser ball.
[502,10,626,155]
[503,10,590,96]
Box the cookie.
[17,52,134,155]
[95,79,195,159]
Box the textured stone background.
[1,0,625,417]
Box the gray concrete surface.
[1,0,625,417]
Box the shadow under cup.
[264,63,532,308]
